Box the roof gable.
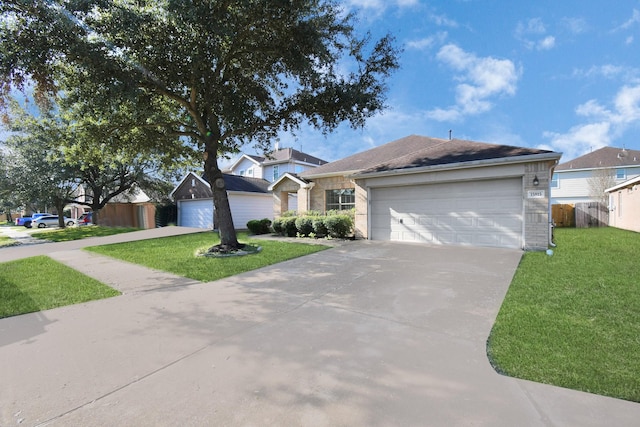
[556,147,640,171]
[171,172,270,198]
[301,135,556,177]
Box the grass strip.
[488,227,640,402]
[85,232,329,282]
[0,256,120,318]
[31,226,140,242]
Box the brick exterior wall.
[524,161,555,250]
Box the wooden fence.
[551,204,575,227]
[575,202,609,228]
[552,203,609,228]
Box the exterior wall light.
[533,175,539,186]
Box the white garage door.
[370,178,523,249]
[178,199,213,229]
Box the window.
[247,168,253,176]
[239,169,245,176]
[326,189,355,211]
[616,168,626,180]
[551,173,559,188]
[273,165,279,181]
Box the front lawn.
[0,256,120,318]
[31,225,140,242]
[86,232,329,282]
[488,227,640,402]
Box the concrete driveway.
[1,230,639,426]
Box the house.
[551,146,640,205]
[269,135,562,250]
[606,175,640,233]
[66,186,156,229]
[224,146,328,182]
[171,172,272,229]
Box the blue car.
[15,213,50,228]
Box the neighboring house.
[270,135,561,250]
[606,175,640,233]
[66,185,156,229]
[551,147,640,205]
[99,187,156,229]
[224,146,328,183]
[171,172,272,230]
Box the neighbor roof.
[301,135,556,178]
[170,172,270,198]
[225,147,327,172]
[555,146,640,171]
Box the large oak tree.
[0,0,400,249]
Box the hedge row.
[272,213,353,238]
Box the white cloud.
[343,0,418,15]
[627,36,634,45]
[616,9,640,31]
[515,18,557,51]
[538,36,556,50]
[562,17,588,34]
[543,84,640,159]
[427,44,520,121]
[430,13,459,28]
[406,32,448,50]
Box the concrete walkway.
[1,228,639,426]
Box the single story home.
[171,172,272,230]
[269,135,562,250]
[606,175,640,233]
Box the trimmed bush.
[281,217,298,237]
[312,217,328,237]
[246,218,272,235]
[295,216,314,236]
[324,214,353,238]
[272,218,284,234]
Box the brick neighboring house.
[551,146,640,205]
[270,135,561,250]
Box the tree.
[588,168,616,205]
[0,1,400,249]
[3,101,80,227]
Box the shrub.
[281,210,298,217]
[324,214,353,238]
[272,218,284,234]
[246,218,272,235]
[295,216,314,236]
[281,217,298,237]
[312,217,328,237]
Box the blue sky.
[266,0,640,165]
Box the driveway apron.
[1,236,639,426]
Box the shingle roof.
[555,146,640,171]
[263,147,327,166]
[300,135,556,177]
[199,173,270,193]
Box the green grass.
[31,226,140,242]
[86,231,329,282]
[0,256,120,318]
[0,235,18,248]
[488,227,640,402]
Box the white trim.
[605,175,640,193]
[268,172,315,191]
[170,172,210,198]
[226,154,262,172]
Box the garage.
[178,199,214,229]
[370,178,523,249]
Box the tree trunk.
[203,139,239,249]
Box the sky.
[261,0,640,166]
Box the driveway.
[1,231,639,426]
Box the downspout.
[549,161,558,247]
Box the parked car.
[16,213,50,228]
[77,212,93,226]
[31,215,76,228]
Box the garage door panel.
[371,178,523,249]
